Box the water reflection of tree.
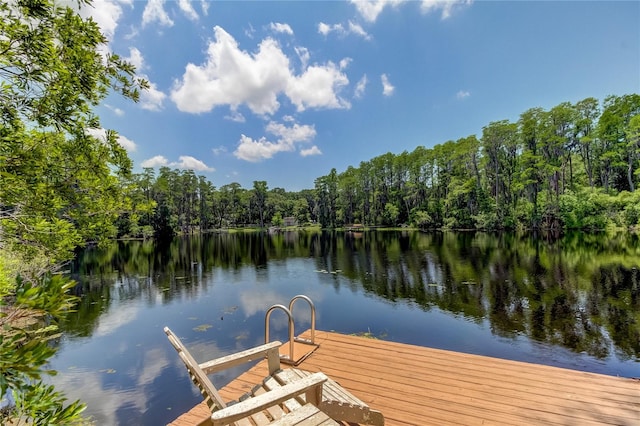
[329,230,639,360]
[66,230,639,360]
[64,232,323,335]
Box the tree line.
[118,94,640,238]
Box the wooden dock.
[169,330,639,425]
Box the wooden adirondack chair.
[165,327,384,425]
[272,368,384,426]
[164,327,337,426]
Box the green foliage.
[252,180,268,228]
[311,95,640,232]
[472,211,500,230]
[1,274,84,424]
[622,203,640,227]
[512,199,534,229]
[271,211,284,227]
[117,94,639,236]
[0,0,145,422]
[1,127,131,263]
[1,0,146,264]
[0,255,19,297]
[0,0,145,131]
[11,382,86,425]
[559,189,610,230]
[410,209,433,229]
[612,190,640,227]
[382,203,399,226]
[315,169,338,228]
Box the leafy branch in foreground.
[1,0,146,423]
[1,275,84,425]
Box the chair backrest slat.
[164,327,227,411]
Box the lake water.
[49,230,640,425]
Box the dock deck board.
[168,330,639,425]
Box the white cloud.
[286,63,350,112]
[295,46,310,70]
[141,155,169,168]
[117,134,137,152]
[173,155,214,172]
[105,104,125,116]
[77,0,124,41]
[234,120,317,162]
[171,26,350,115]
[199,0,209,16]
[318,22,343,36]
[125,46,145,71]
[421,0,473,20]
[301,146,322,157]
[381,74,395,96]
[348,21,371,40]
[225,110,246,122]
[140,81,167,111]
[75,0,129,58]
[318,21,370,40]
[171,27,288,115]
[234,135,292,162]
[265,122,316,145]
[142,0,174,27]
[270,22,294,35]
[354,74,368,99]
[86,127,137,152]
[351,0,406,23]
[212,146,228,155]
[339,58,352,70]
[456,90,470,100]
[244,23,256,39]
[125,48,167,111]
[140,155,214,172]
[351,0,470,22]
[178,0,199,21]
[124,25,139,40]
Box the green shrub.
[410,209,433,229]
[559,189,610,230]
[1,274,86,425]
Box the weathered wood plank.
[269,403,335,426]
[210,373,330,425]
[199,341,282,375]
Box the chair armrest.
[200,341,282,374]
[210,372,328,426]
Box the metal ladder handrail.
[288,294,316,345]
[264,295,317,363]
[264,304,294,362]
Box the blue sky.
[81,0,640,191]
